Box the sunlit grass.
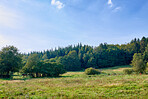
[0,65,148,99]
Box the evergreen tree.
[143,44,148,62]
[140,37,147,53]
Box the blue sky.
[0,0,148,52]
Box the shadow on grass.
[0,78,11,81]
[0,75,73,81]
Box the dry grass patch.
[0,80,25,84]
[113,67,131,71]
[103,83,122,87]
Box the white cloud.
[51,0,64,9]
[107,0,121,12]
[108,0,113,8]
[113,7,121,12]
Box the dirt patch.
[1,80,25,84]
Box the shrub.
[85,67,101,75]
[123,69,134,75]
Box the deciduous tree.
[0,46,22,78]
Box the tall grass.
[0,65,148,99]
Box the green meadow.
[0,65,148,99]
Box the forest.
[23,36,148,70]
[0,36,148,78]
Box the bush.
[123,69,134,75]
[85,67,101,75]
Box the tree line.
[0,46,66,78]
[23,37,148,70]
[0,36,148,78]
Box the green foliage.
[146,62,148,73]
[40,61,66,77]
[42,54,48,60]
[140,37,147,53]
[87,57,97,68]
[85,67,101,75]
[21,54,40,74]
[94,44,128,68]
[22,37,148,71]
[131,53,146,73]
[21,54,66,77]
[0,46,22,78]
[143,44,148,62]
[60,50,81,71]
[123,69,134,75]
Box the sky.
[0,0,148,53]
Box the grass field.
[0,65,148,99]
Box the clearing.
[0,65,148,99]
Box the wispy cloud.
[51,0,64,9]
[108,0,113,8]
[113,7,121,12]
[0,5,22,29]
[107,0,121,12]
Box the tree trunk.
[36,72,39,77]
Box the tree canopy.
[131,53,146,73]
[0,46,22,78]
[22,37,148,71]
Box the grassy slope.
[0,65,148,99]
